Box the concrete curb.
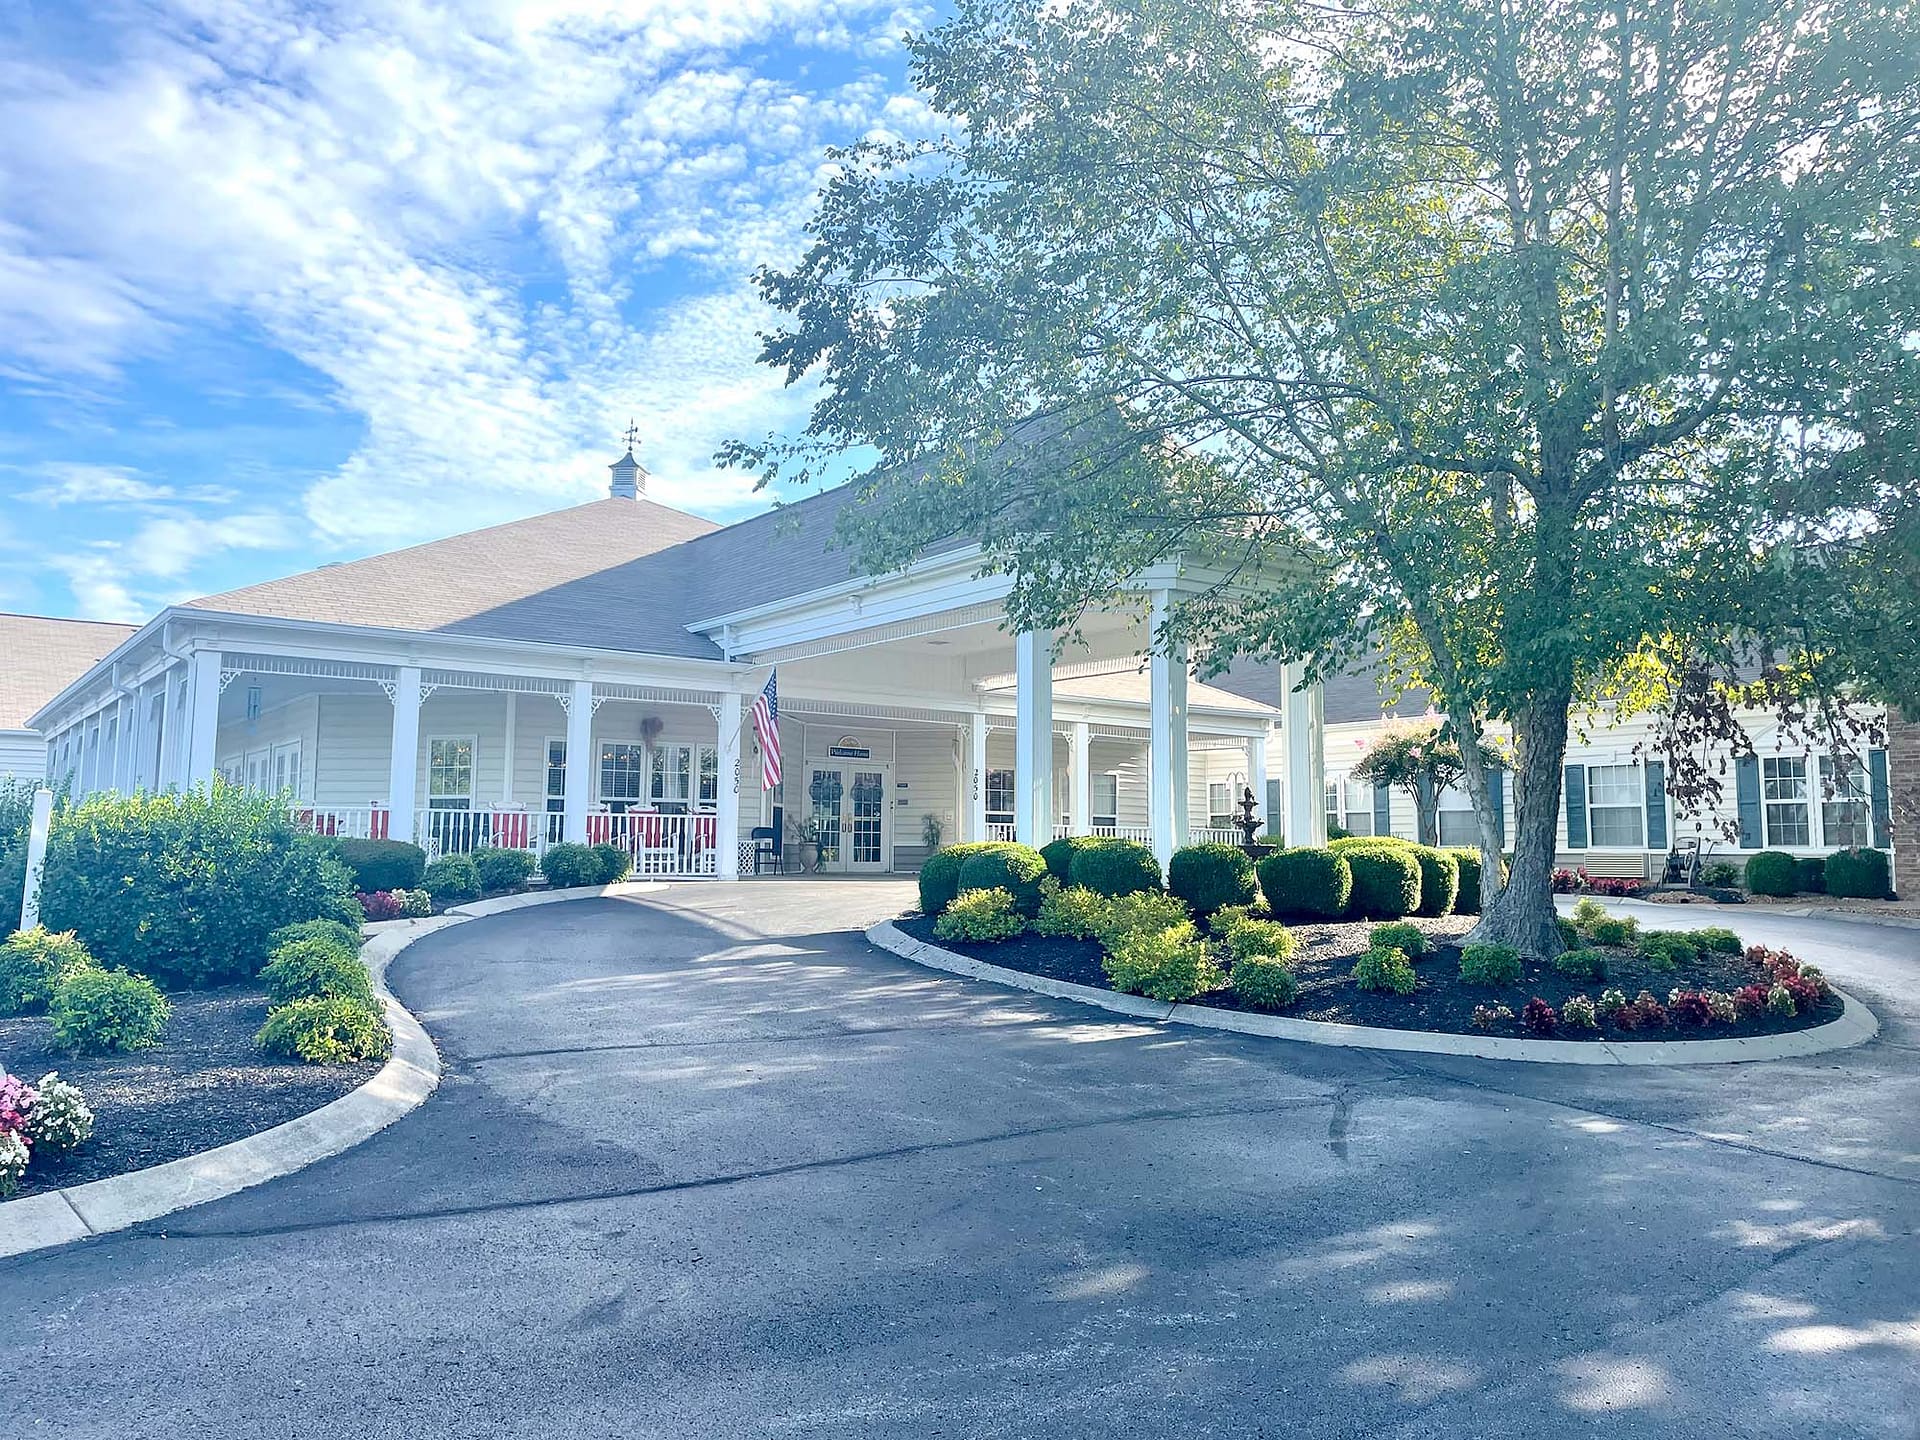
[445,879,669,919]
[0,918,458,1262]
[1559,893,1920,933]
[865,921,1880,1067]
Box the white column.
[969,710,988,841]
[1249,730,1270,837]
[1283,661,1327,847]
[19,788,52,931]
[716,691,743,880]
[186,650,222,788]
[1013,629,1054,846]
[387,665,423,845]
[501,691,518,805]
[563,679,593,844]
[1070,721,1092,836]
[1148,592,1188,868]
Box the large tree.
[1353,723,1508,848]
[728,0,1920,953]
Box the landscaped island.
[906,837,1841,1043]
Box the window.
[985,768,1015,826]
[1586,763,1644,848]
[698,745,719,805]
[1208,782,1233,830]
[427,737,475,810]
[1325,774,1372,836]
[1819,754,1871,849]
[647,744,720,810]
[1092,773,1119,829]
[1437,785,1477,847]
[599,742,646,807]
[1762,756,1810,847]
[544,739,566,841]
[272,741,302,799]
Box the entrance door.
[805,765,890,873]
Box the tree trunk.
[1413,774,1438,845]
[1468,683,1574,957]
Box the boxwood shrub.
[1447,848,1490,914]
[1102,919,1221,1001]
[1340,843,1423,919]
[1167,843,1257,917]
[422,854,481,903]
[259,936,375,1007]
[540,842,600,888]
[0,927,97,1015]
[50,967,170,1053]
[1230,954,1297,1008]
[256,995,391,1065]
[1796,854,1828,894]
[267,918,363,956]
[916,842,1009,916]
[1745,850,1799,897]
[1255,847,1352,918]
[1825,847,1891,900]
[1458,942,1522,987]
[1407,845,1460,918]
[932,887,1026,942]
[330,837,427,893]
[957,844,1049,917]
[590,843,634,884]
[1369,921,1426,960]
[1069,839,1162,898]
[1352,945,1417,994]
[1039,834,1109,883]
[472,846,536,893]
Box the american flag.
[750,670,781,790]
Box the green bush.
[541,842,600,888]
[1407,845,1460,918]
[1552,948,1609,981]
[1825,848,1892,900]
[1796,855,1828,894]
[1636,931,1699,970]
[1692,926,1743,954]
[1216,913,1297,963]
[1700,861,1740,887]
[1168,844,1258,917]
[1231,954,1298,1008]
[1569,896,1609,931]
[933,887,1027,942]
[1367,921,1426,959]
[259,936,374,1007]
[38,784,360,989]
[1459,943,1522,987]
[1352,945,1417,994]
[0,927,97,1015]
[1256,848,1352,918]
[1070,840,1163,898]
[1448,848,1494,914]
[957,844,1049,916]
[1102,919,1221,1001]
[472,846,536,893]
[50,967,170,1053]
[1745,850,1799,897]
[590,842,634,884]
[421,854,481,903]
[1340,844,1423,919]
[917,841,1018,916]
[1091,890,1193,954]
[1556,917,1581,948]
[1586,916,1639,947]
[256,995,391,1065]
[330,837,427,893]
[1039,834,1110,883]
[267,918,363,956]
[1033,883,1110,939]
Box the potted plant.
[787,813,823,872]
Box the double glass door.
[806,765,888,872]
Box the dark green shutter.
[1735,755,1762,849]
[1868,748,1890,848]
[1645,761,1668,850]
[1265,779,1283,836]
[1563,764,1588,849]
[1373,782,1392,837]
[1489,769,1507,847]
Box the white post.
[386,666,423,846]
[969,710,988,841]
[1249,730,1270,838]
[1070,721,1092,837]
[1148,591,1188,868]
[563,679,593,844]
[717,691,743,880]
[186,650,222,787]
[501,691,518,806]
[1013,629,1054,846]
[18,788,52,931]
[1283,662,1327,847]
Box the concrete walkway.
[3,883,1916,1438]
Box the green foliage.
[392,889,432,918]
[933,887,1027,942]
[1824,848,1892,900]
[1352,945,1417,995]
[1032,883,1110,939]
[421,854,481,903]
[1700,862,1740,887]
[1404,845,1458,917]
[957,844,1050,916]
[1255,848,1352,918]
[38,784,360,989]
[1039,834,1108,882]
[1340,844,1423,919]
[1585,916,1639,947]
[1448,848,1492,914]
[1636,931,1700,970]
[50,967,169,1053]
[1459,943,1522,987]
[1569,897,1609,931]
[471,847,537,893]
[1691,926,1743,954]
[1230,954,1298,1008]
[330,838,427,893]
[1167,843,1258,917]
[1745,851,1800,897]
[1216,913,1297,963]
[259,936,374,1007]
[1069,839,1162,898]
[267,918,363,957]
[256,995,391,1065]
[0,927,97,1015]
[1796,855,1829,893]
[916,841,1008,915]
[589,843,634,884]
[540,843,600,888]
[1368,922,1426,960]
[1102,918,1222,1002]
[1090,890,1192,953]
[1552,948,1609,981]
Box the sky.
[0,0,936,622]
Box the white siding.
[0,731,46,782]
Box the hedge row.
[1747,847,1891,900]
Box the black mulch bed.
[1,985,378,1198]
[896,913,1842,1042]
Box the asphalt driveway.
[3,882,1917,1438]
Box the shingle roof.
[983,669,1278,716]
[0,614,140,729]
[1205,653,1434,725]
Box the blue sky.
[0,0,934,620]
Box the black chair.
[749,826,779,875]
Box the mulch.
[896,912,1842,1042]
[1,985,377,1198]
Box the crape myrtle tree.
[724,0,1920,954]
[1353,722,1509,848]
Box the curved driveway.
[4,882,1918,1438]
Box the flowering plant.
[1560,994,1598,1032]
[1732,983,1772,1019]
[1520,997,1558,1036]
[1586,877,1645,898]
[1766,983,1797,1018]
[0,1071,36,1138]
[24,1073,93,1152]
[357,890,403,921]
[0,1130,27,1198]
[1596,987,1629,1019]
[1704,990,1737,1024]
[391,888,433,918]
[1470,1003,1513,1030]
[1667,990,1714,1027]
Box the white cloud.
[46,510,294,620]
[18,463,235,507]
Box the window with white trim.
[1819,754,1870,849]
[985,768,1014,827]
[1436,784,1477,847]
[1762,756,1810,847]
[427,737,475,810]
[1208,782,1233,830]
[647,743,720,810]
[599,742,646,808]
[1325,774,1372,836]
[1091,773,1118,829]
[1586,763,1644,848]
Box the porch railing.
[292,805,391,841]
[587,811,718,876]
[419,808,544,859]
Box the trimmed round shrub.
[1552,948,1608,981]
[329,837,428,893]
[1586,916,1639,947]
[590,843,634,885]
[1448,848,1492,914]
[421,854,481,903]
[1256,848,1352,918]
[1231,954,1298,1008]
[259,936,374,1007]
[1168,844,1257,917]
[1352,945,1417,994]
[1340,843,1423,919]
[957,844,1049,917]
[541,842,600,888]
[472,846,537,893]
[1825,847,1891,900]
[0,927,97,1015]
[916,843,1011,916]
[1069,839,1162,899]
[1692,926,1742,954]
[1092,890,1193,953]
[256,995,391,1065]
[50,968,169,1053]
[1458,942,1522,987]
[1636,931,1699,970]
[1369,921,1426,960]
[1408,846,1460,918]
[267,918,363,957]
[1796,855,1828,894]
[1745,850,1799,897]
[1039,834,1110,883]
[1216,913,1297,964]
[933,887,1026,942]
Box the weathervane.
[622,419,640,454]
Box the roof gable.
[0,614,140,730]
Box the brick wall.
[1888,714,1920,896]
